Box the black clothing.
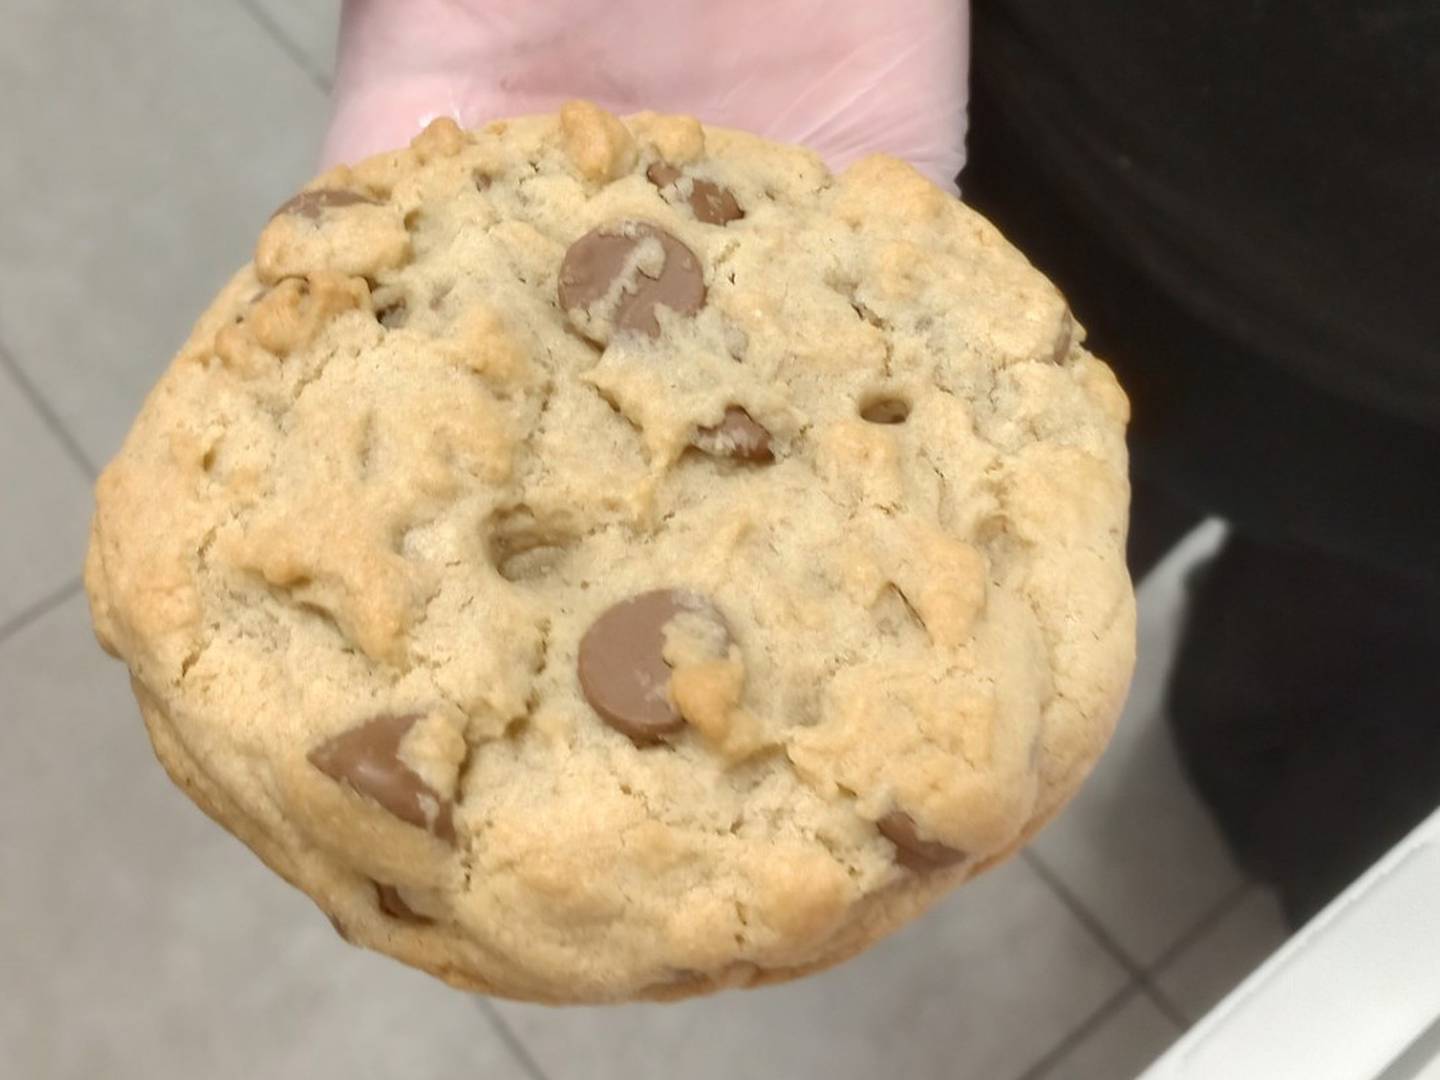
[1167,534,1440,926]
[966,2,1440,431]
[964,1,1440,921]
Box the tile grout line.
[0,339,98,480]
[1010,869,1256,1080]
[478,1000,552,1080]
[0,577,84,647]
[1012,982,1145,1080]
[231,0,334,94]
[1141,981,1190,1035]
[1142,878,1253,978]
[1021,849,1189,1027]
[1139,878,1257,1025]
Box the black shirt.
[968,2,1440,430]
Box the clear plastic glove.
[322,0,969,189]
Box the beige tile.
[247,0,342,84]
[495,858,1128,1080]
[1153,885,1291,1024]
[1029,524,1245,965]
[0,0,329,468]
[1036,992,1181,1080]
[0,595,534,1080]
[0,370,92,624]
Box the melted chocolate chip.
[558,221,706,341]
[646,163,744,226]
[308,714,455,843]
[693,407,775,463]
[577,589,726,744]
[878,811,965,871]
[271,188,379,221]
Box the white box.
[1142,809,1440,1080]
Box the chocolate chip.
[646,163,744,226]
[271,188,379,221]
[690,182,744,226]
[694,407,774,463]
[578,589,726,744]
[375,882,432,924]
[558,221,706,341]
[878,811,965,871]
[308,714,455,843]
[860,397,911,424]
[646,162,683,189]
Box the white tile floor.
[0,5,1291,1077]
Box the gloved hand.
[321,0,969,189]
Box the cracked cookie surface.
[85,102,1134,1003]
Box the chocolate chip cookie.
[85,100,1135,1003]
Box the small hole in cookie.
[403,208,424,231]
[200,446,217,473]
[371,283,408,329]
[376,298,408,328]
[474,171,493,192]
[494,540,570,582]
[859,395,910,424]
[488,506,574,582]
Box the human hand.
[322,0,969,188]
